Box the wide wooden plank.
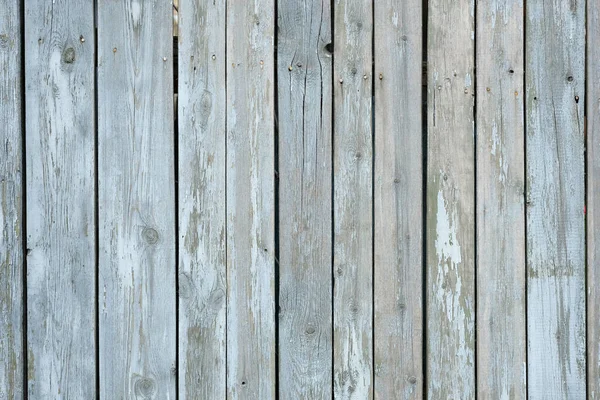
[589,0,600,397]
[426,0,475,397]
[97,1,176,398]
[526,0,586,398]
[476,1,526,398]
[373,0,423,398]
[277,0,333,398]
[177,0,226,398]
[24,0,96,397]
[332,0,373,398]
[0,1,24,398]
[226,0,275,398]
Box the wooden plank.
[332,0,373,398]
[177,0,226,397]
[277,0,333,398]
[589,0,600,397]
[475,1,526,398]
[24,0,96,397]
[97,1,176,398]
[373,0,423,398]
[226,0,275,398]
[426,0,475,397]
[0,1,24,398]
[526,0,586,397]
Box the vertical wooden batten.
[374,0,423,398]
[24,0,96,397]
[277,0,334,398]
[97,0,176,397]
[0,0,24,397]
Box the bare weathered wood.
[526,1,586,398]
[373,0,423,398]
[476,1,526,398]
[589,0,600,397]
[97,1,176,398]
[333,0,373,398]
[0,1,23,398]
[277,1,333,398]
[177,0,226,397]
[226,1,275,398]
[24,0,96,397]
[426,0,475,397]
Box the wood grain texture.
[177,0,226,398]
[373,0,423,398]
[333,0,373,398]
[475,0,526,398]
[526,0,586,398]
[97,1,176,398]
[0,1,23,398]
[277,0,333,398]
[589,0,600,397]
[426,0,475,397]
[24,0,96,397]
[226,0,276,398]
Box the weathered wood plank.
[0,1,24,398]
[373,0,423,398]
[97,1,176,398]
[333,0,373,398]
[277,0,333,398]
[589,0,600,397]
[476,1,526,398]
[226,0,275,398]
[24,0,96,397]
[426,0,475,397]
[177,0,226,398]
[526,0,586,398]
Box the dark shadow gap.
[523,1,528,398]
[173,4,180,396]
[370,0,376,395]
[330,0,336,397]
[473,0,478,396]
[421,0,428,397]
[273,0,280,398]
[583,0,588,393]
[93,0,100,398]
[20,0,28,397]
[224,0,229,395]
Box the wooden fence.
[0,0,598,398]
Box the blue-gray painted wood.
[426,0,475,397]
[97,0,176,398]
[0,1,24,398]
[526,0,586,398]
[333,0,374,398]
[226,0,276,398]
[24,0,96,397]
[177,0,227,397]
[374,0,423,398]
[476,0,526,398]
[277,1,333,398]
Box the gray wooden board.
[475,0,526,398]
[24,0,96,397]
[526,0,586,398]
[0,1,23,398]
[277,0,333,398]
[373,0,423,398]
[177,0,226,397]
[226,0,276,398]
[426,0,475,397]
[333,0,373,398]
[589,0,600,396]
[97,0,176,398]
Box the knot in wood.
[62,47,76,64]
[142,227,159,244]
